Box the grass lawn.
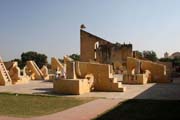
[0,93,94,117]
[95,99,180,120]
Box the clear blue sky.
[0,0,180,61]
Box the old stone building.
[80,30,133,71]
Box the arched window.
[94,42,99,61]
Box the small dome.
[80,24,86,29]
[171,52,180,58]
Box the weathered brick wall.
[126,57,171,83]
[80,30,132,70]
[80,30,110,62]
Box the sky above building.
[0,0,180,61]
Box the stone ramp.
[51,57,64,71]
[0,58,11,85]
[26,61,44,80]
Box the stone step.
[0,62,11,85]
[117,87,126,92]
[110,78,119,83]
[110,81,126,92]
[112,82,122,88]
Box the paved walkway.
[80,81,180,100]
[0,78,180,120]
[0,98,123,120]
[0,80,53,94]
[1,79,180,100]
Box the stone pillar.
[135,60,141,74]
[66,61,76,79]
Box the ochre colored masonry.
[80,30,172,85]
[80,30,132,70]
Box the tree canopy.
[142,50,158,62]
[69,54,80,61]
[172,58,180,66]
[159,58,172,62]
[21,51,47,68]
[12,51,48,69]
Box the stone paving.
[0,78,180,120]
[0,80,53,94]
[80,80,180,100]
[0,79,180,100]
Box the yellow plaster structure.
[157,61,173,78]
[25,61,44,80]
[123,74,148,84]
[51,57,64,71]
[53,56,126,95]
[123,57,171,84]
[0,57,12,85]
[40,65,49,80]
[64,55,76,79]
[80,30,132,72]
[4,62,30,84]
[75,61,125,92]
[50,57,66,80]
[53,79,92,95]
[141,60,171,83]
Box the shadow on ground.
[95,99,180,120]
[134,83,180,100]
[95,78,180,120]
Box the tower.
[164,52,169,58]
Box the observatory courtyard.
[0,30,180,120]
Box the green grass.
[95,99,180,120]
[0,93,94,117]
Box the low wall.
[126,57,171,83]
[53,79,91,95]
[123,74,148,84]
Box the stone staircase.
[32,61,44,79]
[109,77,126,92]
[0,61,12,85]
[27,61,44,80]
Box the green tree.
[173,58,180,66]
[142,50,158,62]
[159,58,172,62]
[58,58,64,63]
[133,50,143,59]
[21,51,48,68]
[69,54,80,61]
[11,58,23,69]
